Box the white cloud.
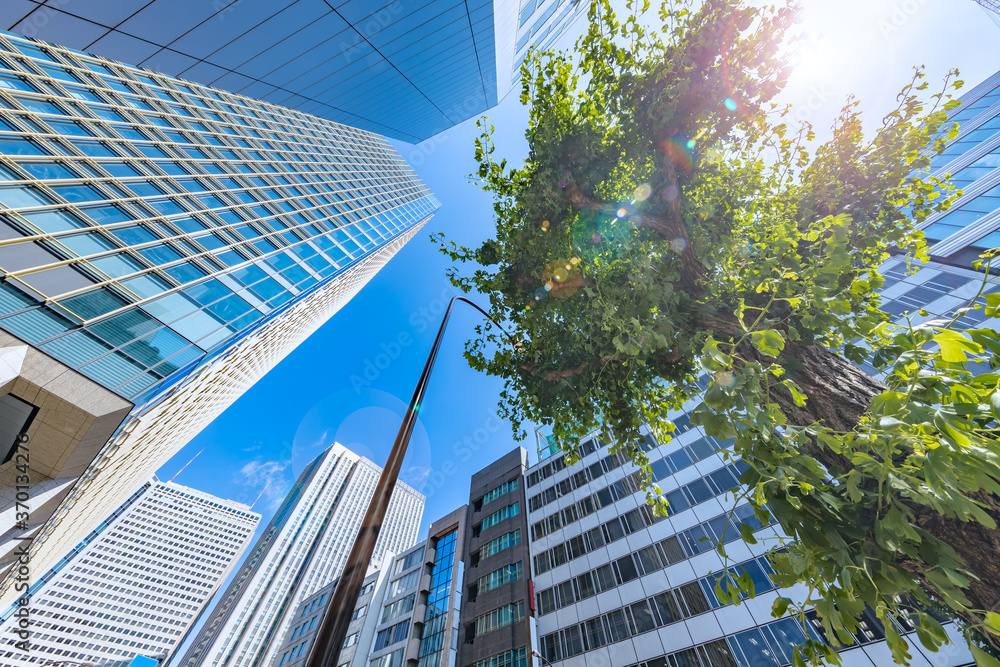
[401,465,432,491]
[236,459,291,512]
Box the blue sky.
[158,0,1000,591]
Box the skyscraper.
[0,477,260,667]
[0,28,437,607]
[1,0,591,143]
[276,506,468,667]
[179,443,424,667]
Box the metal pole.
[304,297,511,667]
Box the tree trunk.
[765,341,1000,649]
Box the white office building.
[178,443,424,667]
[525,419,976,667]
[0,478,259,666]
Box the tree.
[435,0,1000,664]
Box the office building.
[276,506,467,667]
[178,443,424,667]
[458,449,532,667]
[0,477,259,666]
[1,0,590,143]
[523,421,976,667]
[0,27,437,606]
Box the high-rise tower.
[178,443,424,667]
[0,478,260,667]
[0,28,437,607]
[1,0,592,143]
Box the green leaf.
[971,644,1000,667]
[781,379,807,407]
[772,597,792,618]
[750,329,785,357]
[985,612,1000,636]
[934,329,981,363]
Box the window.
[372,621,408,651]
[388,570,419,597]
[480,503,520,531]
[575,572,596,600]
[352,604,367,620]
[474,601,524,636]
[480,478,518,507]
[479,530,521,561]
[380,594,415,623]
[392,549,423,575]
[369,649,404,667]
[343,632,359,648]
[472,648,527,667]
[477,562,523,594]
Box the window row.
[535,508,772,615]
[372,621,409,652]
[619,616,815,667]
[387,570,419,598]
[476,478,518,511]
[533,463,749,575]
[277,638,310,666]
[380,594,415,624]
[476,561,523,596]
[300,593,327,616]
[471,601,524,640]
[475,529,521,564]
[391,548,424,576]
[539,581,815,665]
[472,647,528,667]
[478,502,520,534]
[529,427,707,513]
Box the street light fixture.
[531,649,554,667]
[304,296,513,667]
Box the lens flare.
[616,208,627,218]
[714,370,736,387]
[634,183,652,201]
[659,139,694,173]
[541,219,550,232]
[592,233,602,243]
[534,288,547,301]
[670,238,687,253]
[662,185,679,202]
[724,98,738,112]
[542,258,582,298]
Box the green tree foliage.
[435,0,1000,663]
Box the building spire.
[250,481,270,510]
[168,448,205,483]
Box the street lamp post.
[304,296,512,667]
[531,649,554,667]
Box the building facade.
[275,505,467,667]
[0,0,589,144]
[0,27,437,606]
[458,449,532,667]
[523,421,976,667]
[0,477,260,667]
[178,443,425,667]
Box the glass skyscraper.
[1,0,591,143]
[179,444,424,667]
[0,28,437,610]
